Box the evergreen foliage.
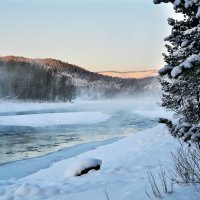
[154,0,200,143]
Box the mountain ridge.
[98,70,158,79]
[0,56,157,80]
[0,56,159,101]
[0,56,88,72]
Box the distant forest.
[0,60,76,101]
[0,56,158,101]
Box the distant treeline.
[0,60,76,101]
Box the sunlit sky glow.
[0,0,181,72]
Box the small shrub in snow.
[169,145,200,184]
[146,165,174,200]
[64,158,102,177]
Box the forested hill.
[0,56,159,101]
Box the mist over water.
[0,98,160,166]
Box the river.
[0,99,159,180]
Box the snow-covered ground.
[0,112,110,127]
[0,99,198,200]
[0,125,199,200]
[0,102,74,113]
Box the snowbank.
[132,108,174,119]
[0,102,73,113]
[0,125,198,200]
[0,112,110,127]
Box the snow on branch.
[154,0,200,18]
[159,54,200,78]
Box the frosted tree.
[154,0,200,143]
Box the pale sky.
[0,0,179,72]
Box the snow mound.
[15,183,44,197]
[64,158,102,177]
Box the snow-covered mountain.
[0,56,159,101]
[98,70,158,79]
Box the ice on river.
[0,112,110,127]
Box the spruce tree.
[154,0,200,143]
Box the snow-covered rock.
[64,158,102,177]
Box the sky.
[0,0,180,72]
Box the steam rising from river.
[0,98,173,169]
